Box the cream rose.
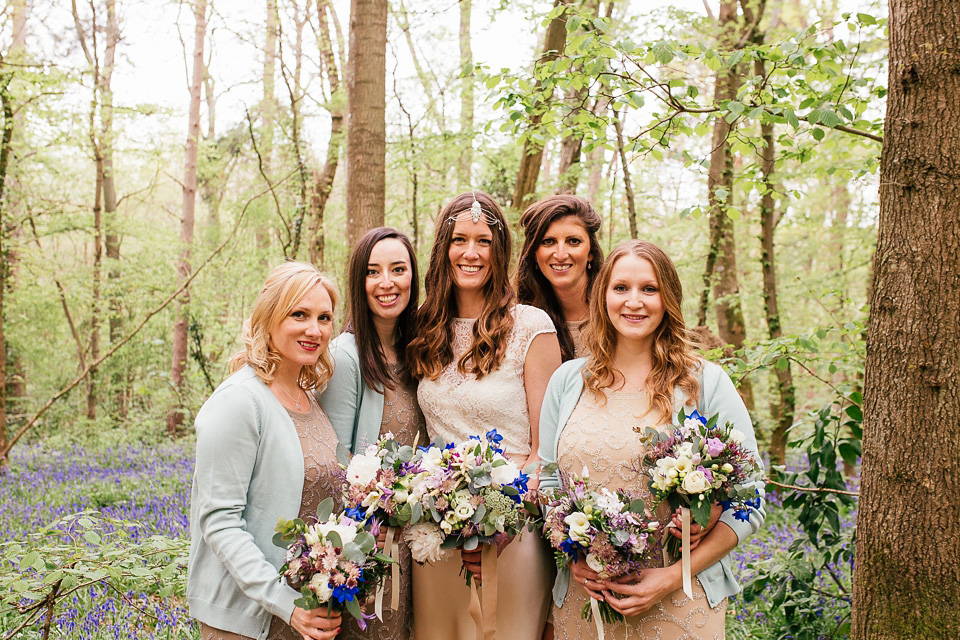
[490,459,521,486]
[346,453,381,487]
[729,428,746,444]
[681,469,712,494]
[309,573,333,602]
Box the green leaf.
[316,497,335,523]
[345,595,363,621]
[812,128,825,141]
[84,531,101,546]
[327,531,343,549]
[690,499,714,528]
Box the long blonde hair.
[230,262,340,390]
[407,192,515,380]
[583,240,700,423]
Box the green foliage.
[0,511,190,638]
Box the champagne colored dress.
[199,395,343,640]
[413,305,557,640]
[566,320,589,360]
[339,366,427,640]
[552,387,725,640]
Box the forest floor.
[0,442,854,639]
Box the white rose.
[729,429,746,444]
[564,512,591,543]
[346,453,381,487]
[676,442,694,459]
[490,459,521,486]
[394,489,409,503]
[454,502,475,520]
[681,469,712,494]
[585,553,606,575]
[309,573,333,602]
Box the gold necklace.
[275,381,303,411]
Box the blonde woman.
[539,241,765,639]
[408,192,562,640]
[188,262,345,640]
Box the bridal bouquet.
[641,409,764,530]
[542,472,661,625]
[403,429,537,567]
[342,432,425,528]
[274,498,394,627]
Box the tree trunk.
[282,1,310,259]
[458,0,473,189]
[851,1,960,637]
[512,0,568,210]
[257,0,278,252]
[307,0,344,267]
[166,0,206,434]
[755,51,794,467]
[0,60,13,465]
[704,0,754,411]
[613,109,638,239]
[346,0,386,247]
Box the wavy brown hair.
[516,195,603,361]
[408,192,515,380]
[229,262,340,390]
[583,240,700,423]
[342,227,419,391]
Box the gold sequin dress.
[200,395,343,640]
[552,388,726,640]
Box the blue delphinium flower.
[343,506,366,522]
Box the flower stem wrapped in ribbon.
[542,470,661,637]
[274,497,395,629]
[640,409,764,597]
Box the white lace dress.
[413,304,557,640]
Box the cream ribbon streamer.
[374,527,403,621]
[374,530,387,621]
[681,507,693,599]
[467,544,499,640]
[590,597,605,640]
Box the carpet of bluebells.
[0,442,855,639]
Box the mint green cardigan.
[538,357,766,608]
[187,365,303,638]
[317,332,386,454]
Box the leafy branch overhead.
[479,6,885,161]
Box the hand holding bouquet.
[274,497,394,628]
[403,430,537,568]
[640,409,764,596]
[542,471,661,628]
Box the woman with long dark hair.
[538,240,765,639]
[516,195,603,361]
[319,227,426,640]
[408,192,562,640]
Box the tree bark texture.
[458,0,474,189]
[755,45,793,466]
[512,0,568,211]
[703,0,754,411]
[852,1,960,637]
[346,0,386,247]
[0,60,14,464]
[613,109,638,238]
[257,0,278,251]
[167,0,206,434]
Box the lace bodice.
[417,304,555,456]
[566,320,589,359]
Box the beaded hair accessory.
[447,192,502,228]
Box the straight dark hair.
[516,195,603,360]
[344,227,420,391]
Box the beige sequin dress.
[200,395,343,640]
[566,320,589,360]
[413,305,557,640]
[553,388,726,640]
[338,367,426,640]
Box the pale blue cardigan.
[318,332,386,454]
[187,365,303,638]
[538,357,766,609]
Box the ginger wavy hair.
[229,262,340,390]
[515,195,603,361]
[408,192,515,380]
[583,240,700,423]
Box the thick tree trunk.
[512,0,568,210]
[851,2,960,637]
[346,0,386,246]
[458,0,473,189]
[167,0,206,434]
[756,60,793,466]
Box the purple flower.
[705,437,725,457]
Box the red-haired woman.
[408,192,562,640]
[538,240,765,639]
